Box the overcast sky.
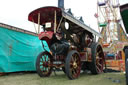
[0,0,127,32]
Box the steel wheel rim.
[70,53,81,78]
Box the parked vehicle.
[28,0,105,80]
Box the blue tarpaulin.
[0,26,48,72]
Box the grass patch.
[0,72,125,85]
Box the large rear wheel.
[65,50,81,80]
[36,51,53,77]
[90,43,104,74]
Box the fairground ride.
[97,0,128,71]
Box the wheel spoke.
[40,62,43,66]
[74,54,78,62]
[96,56,103,62]
[71,55,75,61]
[44,55,47,61]
[70,67,74,73]
[96,65,101,73]
[70,62,73,66]
[96,62,102,67]
[71,68,77,76]
[96,50,102,56]
[72,68,75,73]
[77,61,80,66]
[76,57,79,62]
[98,50,102,54]
[40,58,43,62]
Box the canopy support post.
[32,19,37,33]
[57,17,63,32]
[54,11,57,33]
[38,13,40,34]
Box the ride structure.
[97,0,121,49]
[28,0,105,79]
[97,0,128,71]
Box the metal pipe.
[58,0,64,9]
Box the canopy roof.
[28,6,101,37]
[28,6,62,25]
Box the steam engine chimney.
[58,0,64,9]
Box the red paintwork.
[80,52,92,61]
[28,6,63,46]
[38,31,54,46]
[38,31,53,40]
[80,52,87,61]
[80,48,92,61]
[28,6,62,25]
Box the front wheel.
[36,51,53,77]
[65,50,81,80]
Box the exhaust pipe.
[58,0,64,9]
